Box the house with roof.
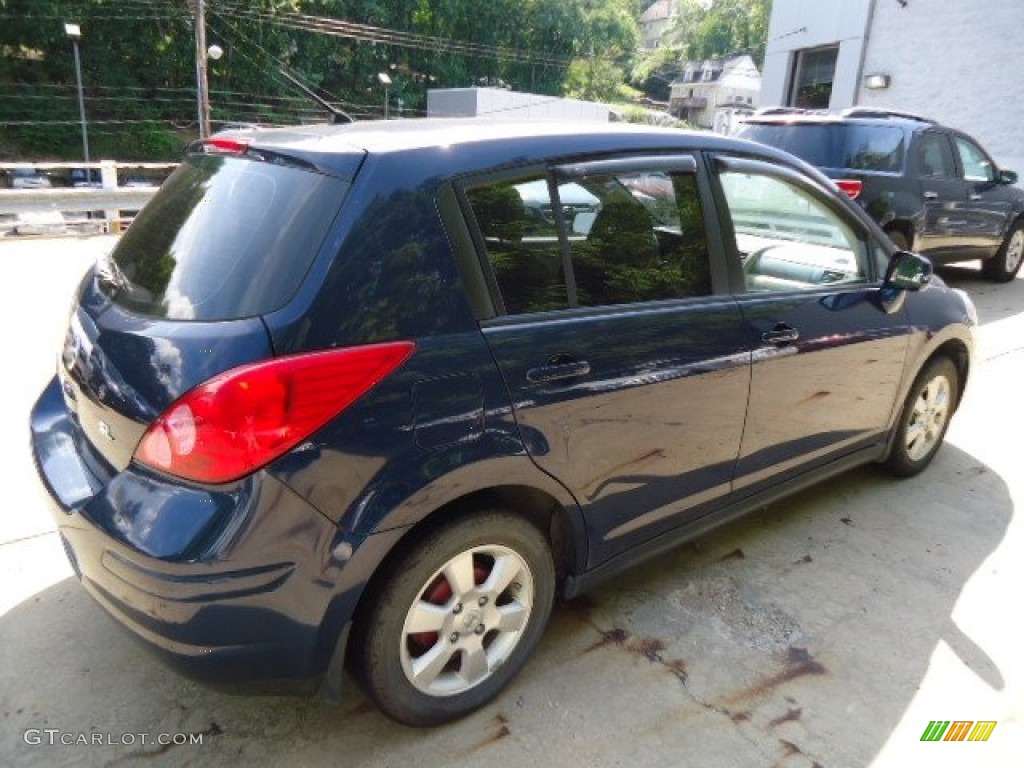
[668,54,761,132]
[639,0,677,50]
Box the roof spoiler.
[840,107,933,123]
[278,68,354,125]
[751,106,829,117]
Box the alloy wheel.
[1006,229,1024,275]
[904,374,952,461]
[399,545,534,697]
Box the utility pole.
[189,0,212,138]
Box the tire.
[981,220,1024,282]
[353,511,555,726]
[881,357,958,477]
[886,228,911,252]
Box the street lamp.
[378,72,391,119]
[64,22,89,166]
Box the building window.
[789,46,839,109]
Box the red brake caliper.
[410,561,490,652]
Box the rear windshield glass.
[739,124,907,173]
[100,154,348,320]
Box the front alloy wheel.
[882,357,959,477]
[904,374,952,462]
[353,512,555,726]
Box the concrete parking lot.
[1,234,1021,767]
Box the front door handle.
[923,191,939,200]
[761,323,800,345]
[526,359,591,384]
[969,193,983,201]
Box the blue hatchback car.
[31,120,975,725]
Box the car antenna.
[277,68,354,124]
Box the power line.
[214,2,575,67]
[205,12,375,120]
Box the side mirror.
[884,250,933,291]
[999,169,1018,185]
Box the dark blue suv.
[738,108,1024,282]
[31,120,975,725]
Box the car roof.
[199,118,807,183]
[742,110,934,131]
[225,118,738,154]
[209,117,800,181]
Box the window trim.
[437,183,496,321]
[545,174,579,308]
[554,155,698,180]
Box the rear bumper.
[30,375,354,692]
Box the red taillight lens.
[134,342,415,484]
[835,179,863,200]
[205,137,251,155]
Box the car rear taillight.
[204,137,251,155]
[134,342,415,484]
[835,179,863,200]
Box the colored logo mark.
[920,720,997,742]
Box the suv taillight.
[134,342,415,484]
[835,179,863,200]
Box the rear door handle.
[526,360,591,384]
[969,193,983,201]
[923,191,939,200]
[761,324,799,345]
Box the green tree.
[564,0,638,101]
[0,0,646,161]
[632,0,769,99]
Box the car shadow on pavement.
[0,443,1012,768]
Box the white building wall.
[761,0,873,110]
[859,0,1024,175]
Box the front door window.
[718,170,870,292]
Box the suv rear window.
[100,154,348,320]
[739,123,907,173]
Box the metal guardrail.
[0,160,176,236]
[0,187,159,214]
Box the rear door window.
[566,170,711,307]
[465,175,570,315]
[101,154,348,320]
[464,163,713,315]
[916,132,957,179]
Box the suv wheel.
[981,220,1024,282]
[881,357,958,477]
[353,511,555,726]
